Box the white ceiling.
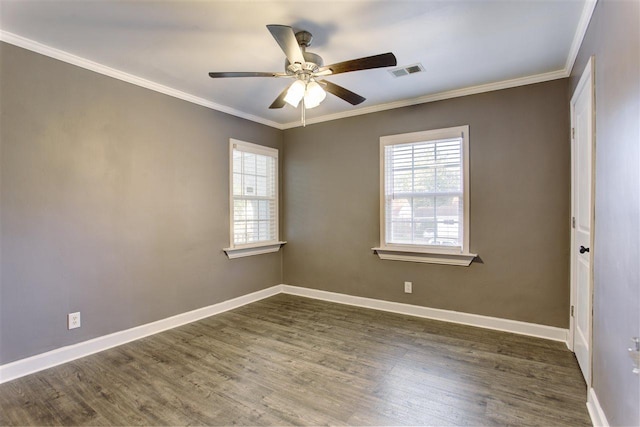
[0,0,591,129]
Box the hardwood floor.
[0,294,591,426]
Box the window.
[223,139,285,259]
[373,126,476,266]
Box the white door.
[570,57,595,385]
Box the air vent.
[389,63,425,78]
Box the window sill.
[224,241,287,259]
[372,246,477,266]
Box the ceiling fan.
[209,25,397,125]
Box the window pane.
[256,155,267,176]
[413,143,434,166]
[233,221,246,244]
[413,221,434,244]
[434,195,462,246]
[256,176,267,197]
[392,169,413,193]
[413,166,435,192]
[389,198,412,220]
[436,164,461,192]
[233,173,243,196]
[231,143,278,246]
[246,220,259,242]
[413,197,436,244]
[383,132,465,248]
[243,152,256,175]
[246,200,259,221]
[259,200,269,219]
[258,221,269,241]
[234,200,246,221]
[389,221,412,243]
[244,174,256,196]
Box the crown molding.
[0,30,283,130]
[565,0,598,75]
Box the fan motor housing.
[286,51,323,74]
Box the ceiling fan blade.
[319,80,366,105]
[320,52,397,75]
[266,24,305,65]
[269,85,291,109]
[209,72,284,78]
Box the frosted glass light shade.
[304,81,326,109]
[284,80,305,107]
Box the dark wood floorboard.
[0,294,591,426]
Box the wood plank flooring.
[0,294,591,426]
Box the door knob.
[579,246,590,254]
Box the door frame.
[568,56,595,386]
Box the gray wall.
[570,0,640,425]
[283,79,571,328]
[0,42,283,364]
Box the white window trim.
[373,125,476,266]
[223,139,285,259]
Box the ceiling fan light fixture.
[284,79,306,107]
[304,81,326,109]
[209,25,396,124]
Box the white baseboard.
[1,283,570,384]
[0,285,282,384]
[587,387,610,427]
[281,285,569,343]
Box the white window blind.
[384,137,463,248]
[231,140,278,247]
[379,126,470,257]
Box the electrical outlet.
[404,281,412,294]
[68,312,81,330]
